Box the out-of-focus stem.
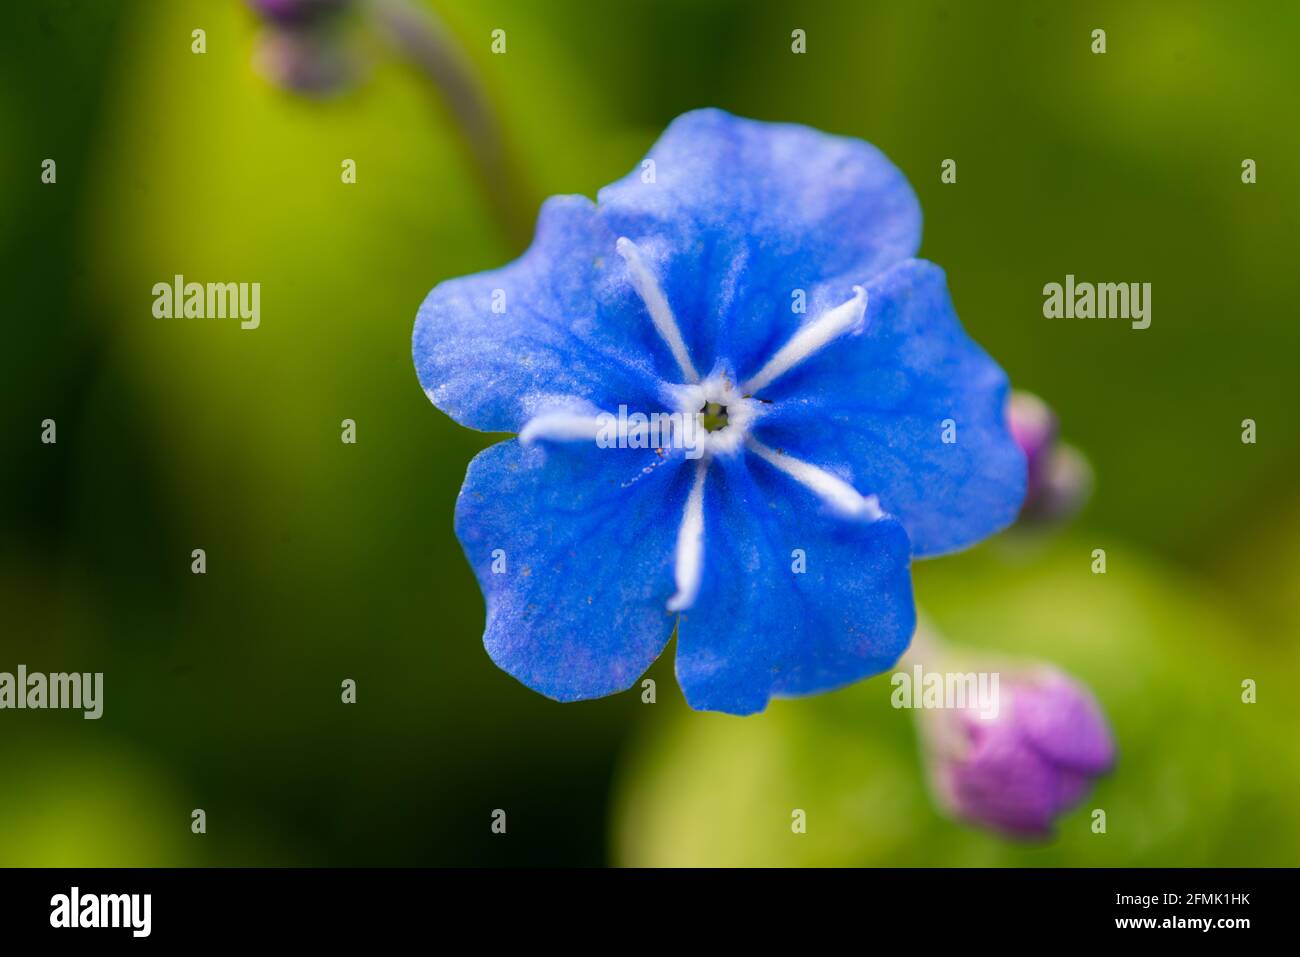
[368,0,534,251]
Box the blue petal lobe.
[674,454,916,716]
[596,108,923,379]
[413,195,672,433]
[753,259,1027,558]
[456,439,688,701]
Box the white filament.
[743,286,867,393]
[667,459,709,612]
[517,410,609,445]
[746,437,883,520]
[616,237,700,383]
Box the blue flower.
[413,109,1025,715]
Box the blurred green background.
[1,0,1297,866]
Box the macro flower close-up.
[414,109,1027,715]
[10,0,1300,901]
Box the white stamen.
[742,286,867,393]
[518,410,606,445]
[616,237,700,383]
[745,437,883,520]
[667,459,709,612]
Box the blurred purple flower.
[1008,391,1092,525]
[253,23,356,96]
[921,665,1115,839]
[247,0,357,97]
[246,0,351,27]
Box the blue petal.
[675,454,916,715]
[752,259,1027,557]
[597,108,923,379]
[455,439,688,702]
[414,195,674,432]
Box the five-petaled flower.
[413,109,1026,715]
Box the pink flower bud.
[1008,391,1092,525]
[921,667,1115,839]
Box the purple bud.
[922,667,1115,839]
[253,27,356,97]
[1008,391,1092,525]
[1008,392,1058,501]
[246,0,351,27]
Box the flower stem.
[367,0,534,250]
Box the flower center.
[663,372,759,458]
[700,401,729,433]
